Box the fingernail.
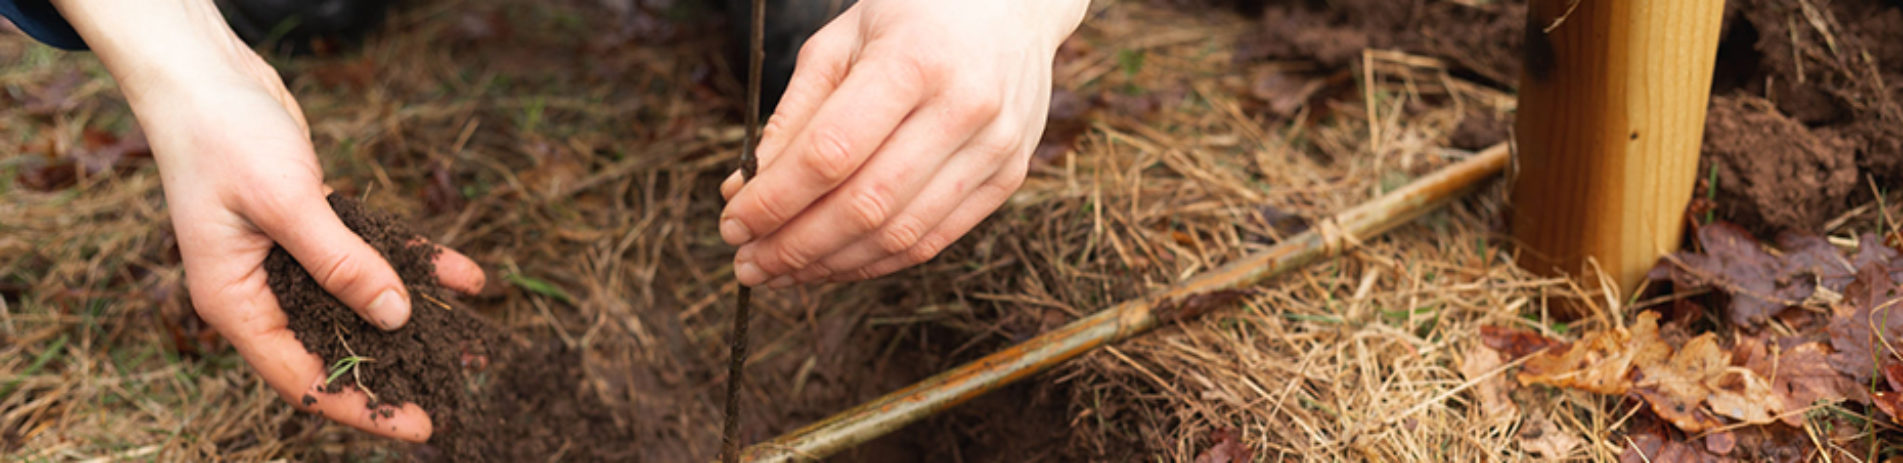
[767,276,795,288]
[720,218,752,245]
[735,260,767,286]
[368,290,410,331]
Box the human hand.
[719,0,1088,287]
[53,0,485,442]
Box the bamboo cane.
[1511,0,1726,295]
[734,142,1512,462]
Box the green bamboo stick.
[736,143,1512,461]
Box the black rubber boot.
[216,0,393,55]
[722,0,856,116]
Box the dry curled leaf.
[1521,312,1793,433]
[1459,343,1518,426]
[1633,333,1734,432]
[1193,427,1253,463]
[1480,324,1564,360]
[1517,311,1668,395]
[1649,223,1852,328]
[1516,413,1582,459]
[1735,337,1856,426]
[1620,432,1728,463]
[1826,260,1903,384]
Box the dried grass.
[2,0,1625,461]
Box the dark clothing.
[1,0,85,50]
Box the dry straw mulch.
[1,0,1654,461]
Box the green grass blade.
[505,273,575,304]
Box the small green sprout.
[324,355,375,387]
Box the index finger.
[719,56,929,246]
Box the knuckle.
[946,89,1003,123]
[905,235,950,265]
[761,113,795,142]
[310,251,367,295]
[884,56,939,91]
[876,216,926,255]
[802,260,835,279]
[771,240,816,271]
[968,136,1024,163]
[800,128,858,182]
[845,184,895,231]
[745,189,794,226]
[795,35,837,69]
[989,168,1028,193]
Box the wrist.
[1031,0,1090,48]
[51,0,267,109]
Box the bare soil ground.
[2,0,1901,461]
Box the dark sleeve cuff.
[1,0,88,50]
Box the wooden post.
[1512,0,1727,296]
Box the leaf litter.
[1481,222,1903,460]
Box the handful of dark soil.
[264,194,636,461]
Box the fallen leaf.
[1736,338,1856,426]
[1251,204,1311,240]
[1650,223,1847,328]
[1826,261,1903,384]
[1516,414,1582,459]
[1775,233,1858,291]
[421,157,466,216]
[16,157,79,192]
[1620,432,1726,463]
[1459,343,1518,426]
[1633,333,1732,432]
[1246,66,1325,117]
[1479,324,1564,360]
[1702,366,1779,426]
[1875,392,1903,425]
[1518,311,1669,395]
[1034,88,1095,165]
[13,126,150,192]
[1704,430,1736,455]
[1522,311,1794,433]
[1851,233,1903,275]
[71,126,150,176]
[21,68,86,115]
[1193,427,1253,463]
[1622,402,1841,463]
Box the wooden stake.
[1511,0,1727,296]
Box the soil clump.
[266,194,636,461]
[1715,0,1903,234]
[1701,95,1861,234]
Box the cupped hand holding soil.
[258,195,488,442]
[54,0,488,442]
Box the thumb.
[259,195,413,331]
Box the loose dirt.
[1701,95,1861,234]
[1234,0,1902,235]
[1713,0,1903,234]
